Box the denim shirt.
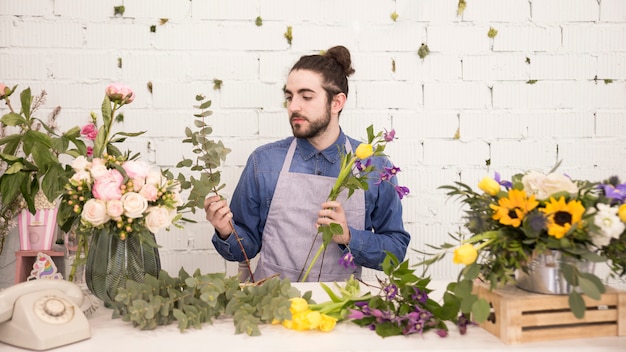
[211,130,411,271]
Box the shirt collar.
[296,130,347,164]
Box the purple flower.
[347,309,365,320]
[384,129,396,142]
[599,183,626,202]
[375,171,391,185]
[355,158,372,171]
[338,252,357,269]
[383,284,398,300]
[436,329,448,337]
[494,172,512,189]
[394,185,410,199]
[411,287,428,303]
[384,166,401,176]
[457,313,469,335]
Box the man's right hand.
[204,195,233,239]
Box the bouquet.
[57,84,185,281]
[299,125,409,281]
[422,163,626,320]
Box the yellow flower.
[619,204,626,223]
[490,189,539,228]
[289,297,309,314]
[541,196,585,239]
[355,143,374,159]
[319,314,337,332]
[453,243,478,265]
[478,176,500,196]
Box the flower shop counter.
[2,281,624,352]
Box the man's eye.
[302,96,313,100]
[284,96,293,102]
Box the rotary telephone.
[0,279,91,350]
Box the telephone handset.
[0,279,91,350]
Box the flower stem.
[300,242,325,282]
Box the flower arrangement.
[421,163,626,320]
[0,83,82,254]
[57,83,184,281]
[299,125,409,281]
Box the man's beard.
[290,105,332,139]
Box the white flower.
[121,192,148,218]
[146,168,165,187]
[70,170,91,184]
[521,171,578,200]
[106,199,124,220]
[145,206,172,234]
[81,199,110,226]
[90,158,108,179]
[71,156,90,172]
[590,203,624,248]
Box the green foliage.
[349,252,463,337]
[174,94,231,216]
[457,0,467,16]
[113,6,125,16]
[212,79,223,90]
[284,26,293,45]
[112,268,306,335]
[150,25,156,33]
[390,12,398,22]
[0,87,80,215]
[255,16,263,26]
[417,43,430,59]
[487,27,498,38]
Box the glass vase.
[85,228,161,307]
[515,250,595,295]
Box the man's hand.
[317,200,351,245]
[204,195,233,239]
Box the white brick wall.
[1,0,625,284]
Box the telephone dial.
[0,279,91,350]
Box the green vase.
[85,227,161,307]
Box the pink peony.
[92,169,124,201]
[105,83,135,104]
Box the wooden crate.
[472,281,626,344]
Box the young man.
[204,45,410,282]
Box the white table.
[2,281,624,351]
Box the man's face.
[284,69,332,139]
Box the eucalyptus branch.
[176,94,255,282]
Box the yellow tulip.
[289,297,309,314]
[355,143,374,159]
[478,176,500,196]
[453,243,478,265]
[319,314,337,332]
[619,204,626,223]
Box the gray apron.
[253,138,365,282]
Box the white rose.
[90,158,108,180]
[81,199,110,226]
[71,170,92,184]
[522,171,578,200]
[121,192,148,218]
[145,206,172,234]
[590,203,624,248]
[71,156,90,172]
[106,199,124,220]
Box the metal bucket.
[515,250,595,295]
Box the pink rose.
[80,123,98,140]
[121,192,148,218]
[106,83,135,104]
[106,199,124,220]
[90,158,107,179]
[81,199,110,226]
[145,206,172,234]
[0,83,7,98]
[92,169,124,201]
[139,183,159,202]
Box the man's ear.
[331,93,347,115]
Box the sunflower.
[490,189,539,227]
[541,196,585,239]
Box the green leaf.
[568,291,586,318]
[20,87,32,119]
[0,112,27,126]
[471,298,491,323]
